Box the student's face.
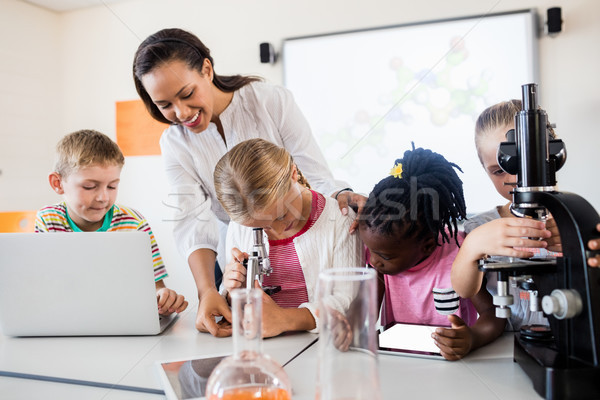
[359,223,434,276]
[478,124,517,201]
[242,182,306,237]
[141,59,215,134]
[53,164,121,231]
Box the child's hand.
[432,315,472,361]
[452,217,553,299]
[223,248,249,293]
[544,217,562,253]
[587,223,600,267]
[259,288,287,338]
[326,308,353,352]
[467,217,551,259]
[156,287,188,316]
[257,281,316,337]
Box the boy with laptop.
[35,129,188,316]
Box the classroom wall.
[2,0,599,299]
[0,0,61,211]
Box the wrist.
[289,307,316,331]
[198,286,219,301]
[462,235,488,262]
[334,187,353,200]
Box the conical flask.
[205,288,292,400]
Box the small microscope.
[244,228,280,295]
[479,83,600,399]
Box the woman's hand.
[333,189,367,233]
[433,315,472,361]
[196,289,232,337]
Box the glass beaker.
[316,267,381,400]
[205,288,292,400]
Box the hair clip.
[390,162,403,178]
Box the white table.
[0,303,543,400]
[285,333,543,400]
[0,302,317,399]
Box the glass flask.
[316,267,381,400]
[205,288,292,400]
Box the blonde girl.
[214,138,364,337]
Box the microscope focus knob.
[541,289,583,320]
[493,294,513,319]
[493,294,514,306]
[495,307,512,319]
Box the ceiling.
[20,0,131,13]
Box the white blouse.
[159,81,347,260]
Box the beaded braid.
[361,144,467,246]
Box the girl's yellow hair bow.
[390,162,403,178]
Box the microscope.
[479,84,600,399]
[244,228,280,295]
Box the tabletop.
[0,302,543,400]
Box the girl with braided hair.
[214,139,364,338]
[359,145,505,360]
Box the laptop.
[0,232,177,336]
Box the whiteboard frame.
[282,9,540,214]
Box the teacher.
[133,28,362,336]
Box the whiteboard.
[283,10,538,214]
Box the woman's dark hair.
[133,28,261,124]
[360,145,467,246]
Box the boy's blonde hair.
[474,99,556,164]
[214,138,310,224]
[54,130,125,177]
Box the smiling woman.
[132,28,356,337]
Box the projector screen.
[283,10,538,214]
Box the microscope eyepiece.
[505,129,516,142]
[497,83,566,204]
[522,83,538,111]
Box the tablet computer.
[155,354,228,400]
[378,322,445,359]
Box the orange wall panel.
[116,100,168,157]
[0,211,37,232]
